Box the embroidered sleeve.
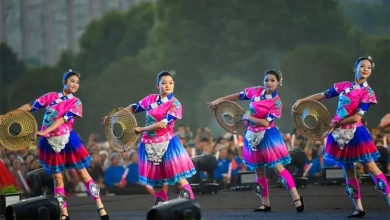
[161,114,176,127]
[130,102,146,113]
[324,82,351,99]
[63,111,76,123]
[68,99,83,118]
[166,98,182,120]
[323,87,339,99]
[239,86,259,100]
[355,87,376,117]
[129,95,149,113]
[29,92,56,112]
[360,87,377,104]
[266,98,282,122]
[356,103,371,117]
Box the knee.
[364,162,379,173]
[53,174,64,185]
[53,174,63,182]
[75,168,90,181]
[256,168,265,177]
[343,168,356,180]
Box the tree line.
[1,0,389,139]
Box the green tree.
[140,0,351,129]
[7,66,63,122]
[75,56,155,138]
[59,2,155,79]
[193,76,249,136]
[0,43,27,113]
[279,45,352,132]
[340,0,390,36]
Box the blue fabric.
[242,127,291,169]
[324,87,339,99]
[131,102,145,113]
[163,114,176,125]
[214,158,231,181]
[324,126,380,166]
[104,166,125,188]
[30,100,44,112]
[126,163,139,184]
[239,91,250,100]
[38,130,92,174]
[304,157,322,177]
[138,136,196,186]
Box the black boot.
[294,196,304,213]
[254,204,271,212]
[97,207,109,220]
[348,210,365,218]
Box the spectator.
[104,153,125,191]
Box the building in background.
[0,0,147,66]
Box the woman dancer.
[292,56,390,218]
[103,70,196,205]
[208,70,304,213]
[0,70,109,220]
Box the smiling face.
[157,75,174,96]
[263,73,280,93]
[354,59,372,81]
[63,74,80,94]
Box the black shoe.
[294,196,304,213]
[254,204,271,212]
[348,210,365,218]
[59,215,69,220]
[97,207,109,220]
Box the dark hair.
[355,56,375,69]
[264,69,281,81]
[63,69,81,83]
[156,70,173,84]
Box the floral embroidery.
[365,87,374,97]
[275,100,281,109]
[145,114,157,137]
[43,109,59,128]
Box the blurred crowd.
[1,115,389,196]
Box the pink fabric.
[84,179,100,201]
[346,178,361,199]
[33,92,82,137]
[154,189,168,202]
[332,81,377,123]
[338,121,362,129]
[241,86,282,132]
[256,176,269,197]
[54,187,67,208]
[137,94,182,144]
[375,173,390,195]
[180,184,195,200]
[278,169,295,190]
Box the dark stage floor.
[66,184,389,220]
[1,184,389,220]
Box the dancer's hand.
[101,116,108,125]
[242,113,251,121]
[207,98,222,110]
[291,99,304,113]
[328,122,338,131]
[135,127,143,134]
[34,131,47,140]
